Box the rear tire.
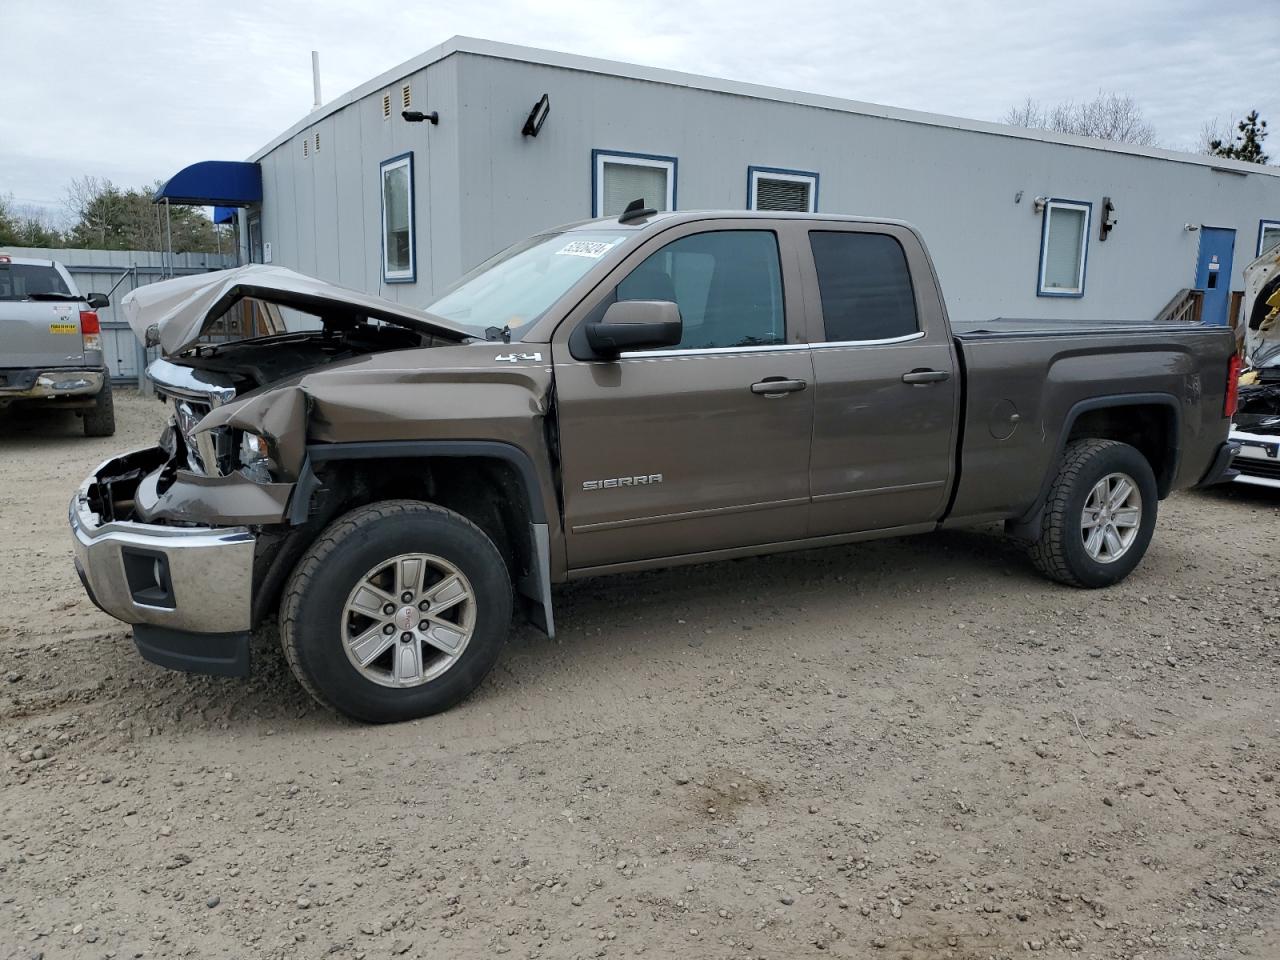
[280,500,512,723]
[82,383,116,437]
[1027,439,1158,588]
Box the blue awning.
[154,161,262,207]
[212,205,237,224]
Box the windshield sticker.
[555,240,617,259]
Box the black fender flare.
[287,440,555,636]
[1009,392,1181,538]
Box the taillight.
[79,310,102,353]
[1224,353,1241,419]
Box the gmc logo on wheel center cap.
[394,606,418,631]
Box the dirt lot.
[1,391,1278,960]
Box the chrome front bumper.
[1231,429,1280,489]
[69,451,256,634]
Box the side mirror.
[585,300,682,357]
[86,292,109,309]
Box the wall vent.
[755,177,810,212]
[302,137,309,158]
[402,84,412,110]
[314,131,320,153]
[382,93,392,119]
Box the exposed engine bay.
[165,323,437,395]
[1236,377,1280,435]
[1228,250,1280,486]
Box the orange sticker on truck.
[49,322,78,334]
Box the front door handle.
[901,369,951,385]
[751,378,807,397]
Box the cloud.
[3,0,1276,216]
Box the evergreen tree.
[1209,111,1269,164]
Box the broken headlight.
[237,431,275,484]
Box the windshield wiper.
[26,292,81,301]
[484,325,512,343]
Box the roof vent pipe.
[311,51,322,111]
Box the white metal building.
[158,37,1280,327]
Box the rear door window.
[0,263,72,300]
[612,230,785,350]
[809,232,918,342]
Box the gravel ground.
[1,391,1278,960]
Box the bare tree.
[1005,96,1047,130]
[1197,117,1234,155]
[1004,91,1158,146]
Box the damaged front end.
[141,356,305,525]
[1232,377,1280,487]
[70,448,258,676]
[1230,250,1280,488]
[70,264,478,675]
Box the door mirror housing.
[85,292,109,309]
[585,300,683,358]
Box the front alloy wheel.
[281,500,512,723]
[342,553,477,687]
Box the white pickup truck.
[1231,245,1280,487]
[0,254,115,436]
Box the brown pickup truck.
[70,209,1239,722]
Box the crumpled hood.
[121,263,471,356]
[1244,247,1280,368]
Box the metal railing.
[1154,288,1204,323]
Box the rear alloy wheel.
[1079,472,1143,564]
[82,383,116,437]
[281,500,512,723]
[1028,439,1158,588]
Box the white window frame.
[379,152,416,284]
[1258,219,1280,257]
[747,166,818,213]
[1037,198,1091,298]
[592,150,676,218]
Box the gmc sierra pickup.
[70,209,1238,722]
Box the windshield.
[424,231,628,337]
[0,263,72,301]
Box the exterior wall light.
[1099,197,1117,241]
[402,110,439,124]
[522,94,550,137]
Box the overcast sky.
[4,0,1277,221]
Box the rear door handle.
[751,378,807,397]
[901,369,951,385]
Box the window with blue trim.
[1259,220,1280,257]
[380,153,415,282]
[593,151,675,218]
[1038,200,1090,297]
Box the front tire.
[280,500,513,723]
[1028,439,1157,588]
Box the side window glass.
[809,232,919,342]
[614,230,785,350]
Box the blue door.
[1194,227,1236,325]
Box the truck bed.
[944,317,1234,527]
